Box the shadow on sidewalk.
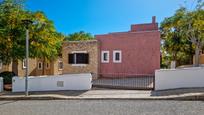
[151,87,204,96]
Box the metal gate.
[92,73,155,90]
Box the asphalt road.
[0,100,204,115]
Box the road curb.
[0,95,204,101]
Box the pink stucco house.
[96,16,160,77]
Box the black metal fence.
[92,73,154,90]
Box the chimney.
[152,16,156,23]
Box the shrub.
[0,71,16,84]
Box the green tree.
[0,0,25,64]
[65,31,94,41]
[160,0,204,68]
[160,7,194,67]
[181,4,204,66]
[0,0,64,69]
[29,11,64,60]
[28,11,64,74]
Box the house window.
[58,61,63,70]
[46,62,50,69]
[68,52,89,66]
[101,51,109,63]
[0,61,2,70]
[113,50,122,63]
[38,62,43,70]
[22,59,27,69]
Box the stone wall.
[62,40,99,79]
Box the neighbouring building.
[62,40,99,79]
[96,16,160,77]
[0,58,63,77]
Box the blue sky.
[26,0,195,35]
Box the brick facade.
[17,58,37,77]
[62,40,99,78]
[0,58,62,77]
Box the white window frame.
[0,61,2,70]
[113,50,122,63]
[22,59,27,69]
[71,64,87,67]
[71,51,87,53]
[46,62,50,69]
[101,51,109,63]
[38,61,43,70]
[71,55,88,66]
[58,61,63,70]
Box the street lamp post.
[22,20,33,96]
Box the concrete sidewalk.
[0,88,204,100]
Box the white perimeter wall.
[12,73,92,92]
[155,67,204,90]
[0,77,3,92]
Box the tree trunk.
[194,45,200,67]
[171,52,177,69]
[170,61,176,69]
[189,44,194,65]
